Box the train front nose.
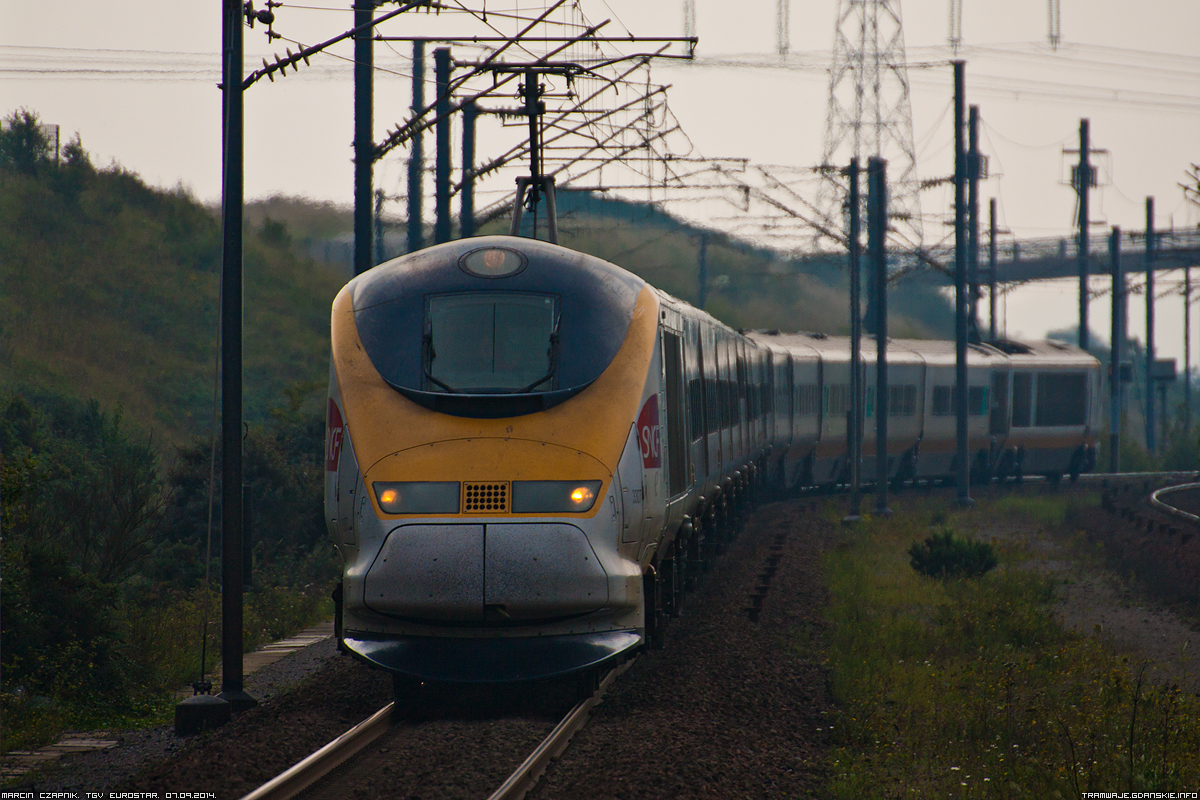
[363,522,610,622]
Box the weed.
[908,528,997,580]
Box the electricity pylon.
[817,0,923,249]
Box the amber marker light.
[373,482,460,514]
[512,480,602,513]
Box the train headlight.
[373,481,460,514]
[511,480,602,513]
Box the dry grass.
[818,494,1200,798]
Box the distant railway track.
[239,659,634,800]
[1149,482,1200,525]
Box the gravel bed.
[22,636,344,794]
[527,499,834,800]
[298,693,570,800]
[19,497,835,799]
[110,648,394,798]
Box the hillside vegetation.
[1,109,340,755]
[0,114,345,445]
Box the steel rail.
[487,657,637,800]
[1149,482,1200,525]
[238,656,634,800]
[237,702,395,800]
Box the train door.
[765,350,776,445]
[990,369,1009,436]
[720,333,734,473]
[702,324,720,485]
[686,318,707,489]
[758,348,769,450]
[781,353,794,446]
[662,327,689,499]
[735,341,747,462]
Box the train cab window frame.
[423,292,560,395]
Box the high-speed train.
[324,235,1101,686]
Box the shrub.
[0,108,55,176]
[908,528,997,580]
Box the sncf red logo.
[637,394,662,468]
[326,399,344,472]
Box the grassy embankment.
[0,111,339,756]
[0,138,346,446]
[818,491,1200,797]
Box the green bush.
[908,528,997,580]
[1,390,335,753]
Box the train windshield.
[424,292,559,393]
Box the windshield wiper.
[422,333,459,393]
[519,330,560,393]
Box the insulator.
[263,58,274,82]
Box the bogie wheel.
[643,571,666,650]
[660,557,677,617]
[686,526,701,590]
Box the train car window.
[425,293,558,393]
[1036,372,1087,426]
[1012,372,1033,427]
[825,384,850,417]
[932,386,951,416]
[663,331,688,496]
[969,386,987,416]
[706,377,718,434]
[764,359,775,417]
[889,385,917,416]
[932,385,987,416]
[717,378,728,429]
[777,358,791,422]
[688,378,704,441]
[796,385,820,416]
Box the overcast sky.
[3,0,1198,362]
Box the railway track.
[239,659,635,800]
[1149,482,1200,524]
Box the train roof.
[745,330,1097,368]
